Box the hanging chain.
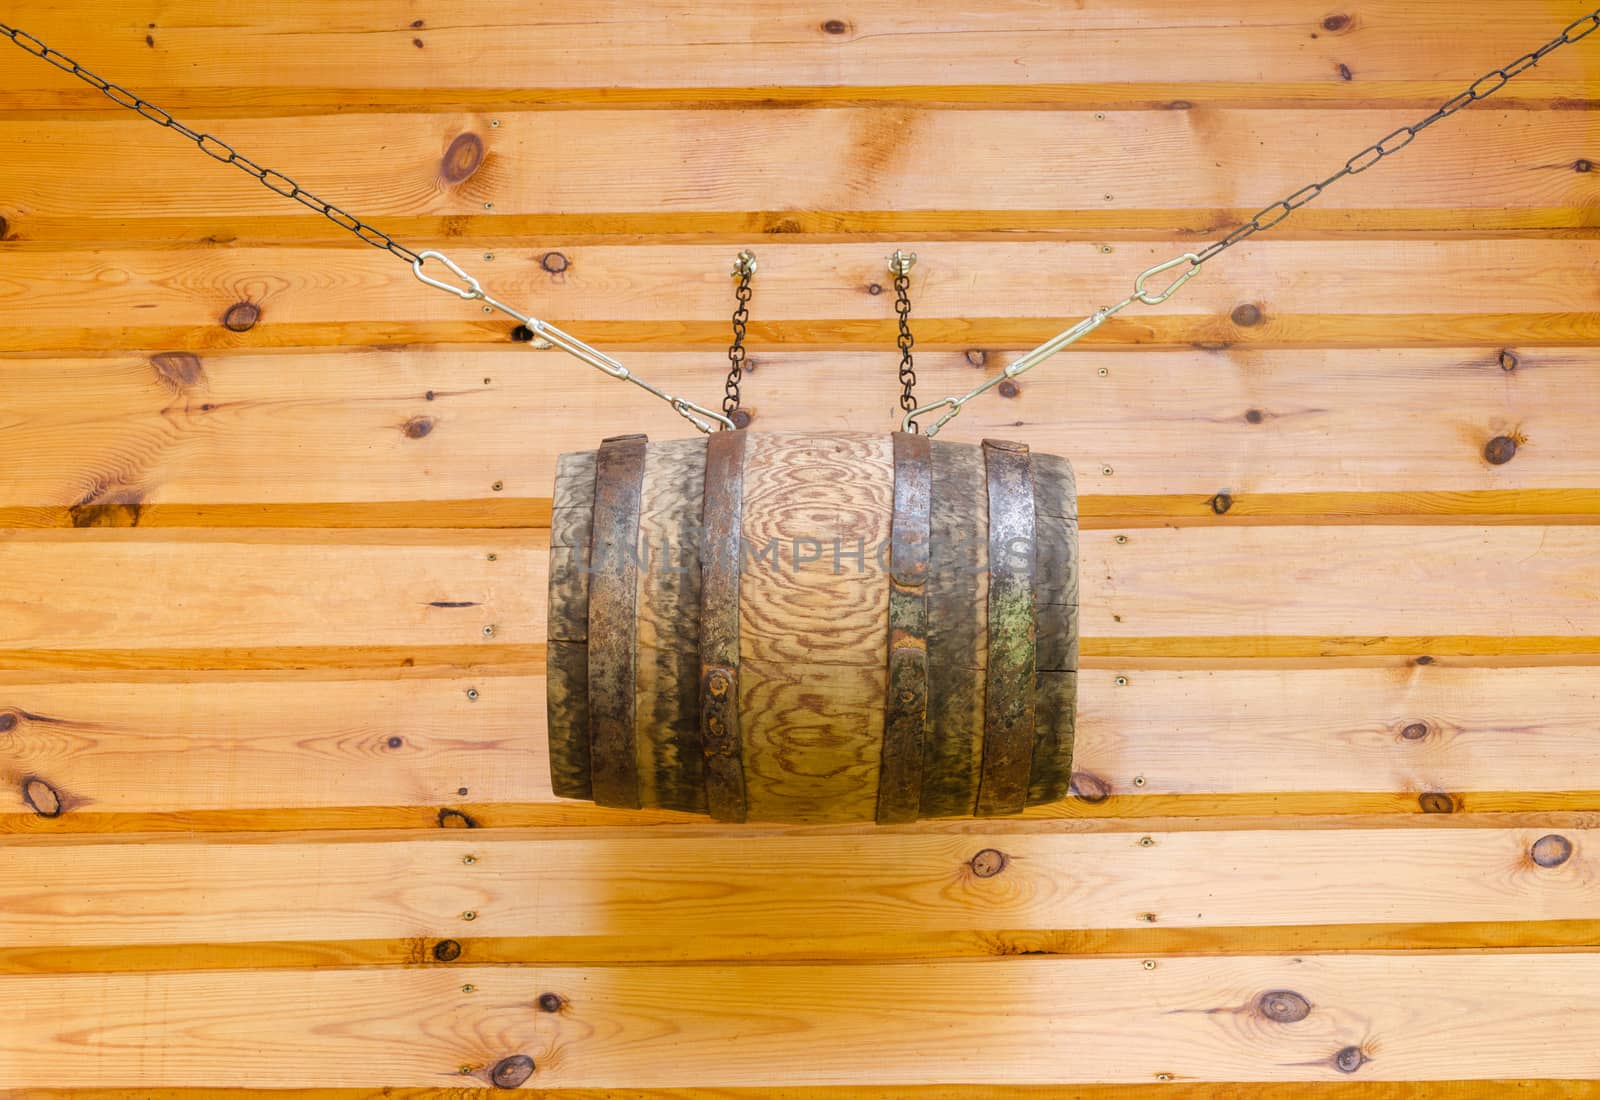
[888,251,919,431]
[724,251,756,421]
[0,21,734,434]
[905,5,1600,436]
[1191,8,1600,269]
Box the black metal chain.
[889,251,918,431]
[723,251,756,420]
[0,22,424,266]
[1191,8,1600,267]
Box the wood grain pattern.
[4,346,1598,514]
[4,1,1597,104]
[4,827,1593,951]
[5,955,1600,1086]
[6,664,1598,828]
[2,113,1596,234]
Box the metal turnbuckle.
[902,252,1202,437]
[411,250,735,434]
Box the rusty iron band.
[587,433,648,809]
[976,438,1038,817]
[878,431,932,824]
[699,429,749,822]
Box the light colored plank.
[2,827,1594,950]
[4,666,1600,826]
[0,111,1594,239]
[2,346,1596,509]
[4,955,1600,1086]
[0,529,541,651]
[3,0,1597,103]
[9,525,1595,655]
[3,242,1599,331]
[2,1087,1598,1100]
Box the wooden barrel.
[547,430,1077,823]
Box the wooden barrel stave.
[547,430,1077,822]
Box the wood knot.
[1531,833,1573,868]
[21,776,64,819]
[1499,349,1519,371]
[1483,435,1517,465]
[537,992,564,1012]
[1334,1046,1367,1073]
[413,37,424,48]
[386,736,404,749]
[867,283,883,295]
[540,251,570,274]
[432,938,462,962]
[0,214,9,238]
[0,711,16,733]
[1257,990,1312,1023]
[1070,771,1111,804]
[969,848,1008,878]
[1244,408,1264,425]
[1321,13,1352,32]
[1230,303,1262,327]
[731,408,755,429]
[1337,62,1353,81]
[821,18,851,34]
[511,325,535,342]
[1165,100,1193,110]
[402,416,434,439]
[764,217,803,234]
[965,349,988,367]
[1399,721,1429,741]
[150,351,205,391]
[998,380,1020,398]
[1414,655,1434,665]
[490,1054,536,1089]
[441,133,485,183]
[1576,159,1593,173]
[437,807,479,828]
[221,301,260,332]
[1208,492,1233,515]
[1418,791,1455,814]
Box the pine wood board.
[4,955,1600,1086]
[4,665,1600,828]
[4,0,1599,103]
[2,827,1593,952]
[1,111,1596,240]
[1,347,1596,510]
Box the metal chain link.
[1191,7,1600,267]
[0,22,423,265]
[724,251,756,419]
[888,251,919,431]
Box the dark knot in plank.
[490,1055,536,1088]
[1256,989,1311,1023]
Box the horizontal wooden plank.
[2,345,1596,508]
[3,1086,1598,1100]
[3,1087,1598,1100]
[0,528,538,652]
[4,665,1599,828]
[11,916,1600,974]
[6,242,1600,331]
[9,490,1600,531]
[2,827,1592,954]
[10,525,1598,651]
[0,110,1594,240]
[2,1,1598,105]
[5,207,1597,248]
[4,954,1600,1085]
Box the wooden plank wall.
[2,0,1600,1093]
